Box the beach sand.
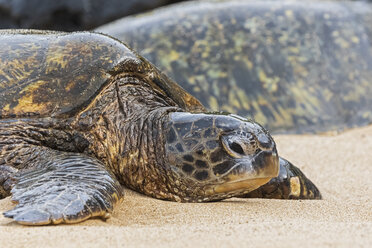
[0,125,371,248]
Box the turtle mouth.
[211,177,273,194]
[206,150,279,195]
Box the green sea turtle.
[96,0,372,133]
[0,30,320,226]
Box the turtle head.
[164,112,279,202]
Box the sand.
[0,125,371,248]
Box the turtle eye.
[221,135,246,158]
[221,133,258,158]
[229,142,245,155]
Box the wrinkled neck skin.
[74,76,183,201]
[75,76,277,203]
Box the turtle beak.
[209,135,280,195]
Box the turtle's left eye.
[221,135,245,158]
[229,142,245,155]
[221,133,258,158]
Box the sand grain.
[1,126,371,247]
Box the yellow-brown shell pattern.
[97,0,372,133]
[0,30,204,118]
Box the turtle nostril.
[256,133,273,150]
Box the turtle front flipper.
[3,153,124,225]
[239,157,321,200]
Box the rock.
[0,0,185,31]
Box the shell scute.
[0,30,135,118]
[0,30,204,118]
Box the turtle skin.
[0,30,320,225]
[96,0,372,134]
